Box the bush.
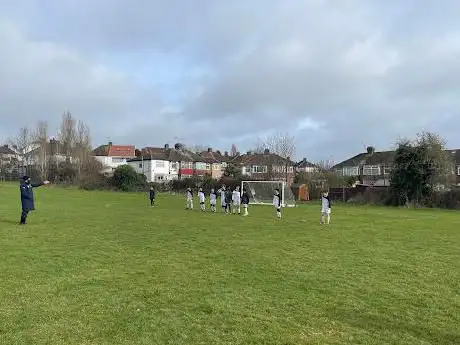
[112,165,147,192]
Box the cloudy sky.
[1,0,459,162]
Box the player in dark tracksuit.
[19,175,49,225]
[149,187,156,207]
[225,188,233,214]
[241,189,250,216]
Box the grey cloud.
[1,1,460,163]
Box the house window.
[252,165,267,173]
[457,166,460,176]
[363,165,381,176]
[383,167,392,175]
[342,166,359,176]
[181,162,192,169]
[288,166,294,173]
[139,163,142,168]
[111,157,125,163]
[171,162,177,170]
[221,162,227,168]
[156,160,165,168]
[206,163,211,170]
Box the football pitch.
[0,183,459,345]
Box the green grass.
[0,182,459,345]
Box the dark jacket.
[149,189,156,199]
[20,182,44,212]
[225,190,232,204]
[241,192,250,205]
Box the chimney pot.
[207,147,212,152]
[165,144,169,149]
[264,148,269,154]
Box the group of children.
[148,185,331,223]
[185,184,283,218]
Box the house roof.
[198,149,232,163]
[232,151,295,166]
[129,146,204,162]
[0,145,16,155]
[334,148,460,169]
[296,158,316,168]
[93,144,135,157]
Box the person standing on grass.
[19,175,49,225]
[224,187,233,214]
[273,188,281,218]
[218,185,227,213]
[232,186,241,215]
[320,191,331,224]
[186,187,194,210]
[209,188,217,212]
[149,186,156,207]
[198,187,206,211]
[241,188,250,216]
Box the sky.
[1,0,459,163]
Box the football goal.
[241,180,296,207]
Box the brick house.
[232,149,296,184]
[333,146,460,186]
[198,148,231,179]
[296,158,318,173]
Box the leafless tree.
[74,120,92,177]
[33,121,49,179]
[9,126,33,175]
[58,111,77,162]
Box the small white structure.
[127,157,180,182]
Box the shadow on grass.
[327,308,460,344]
[0,217,19,225]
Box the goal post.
[241,180,296,207]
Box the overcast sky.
[1,0,459,162]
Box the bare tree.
[74,120,92,177]
[33,121,49,179]
[9,126,33,176]
[58,111,77,162]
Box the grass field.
[0,182,459,345]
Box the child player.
[186,187,194,210]
[273,188,281,218]
[320,191,331,224]
[219,185,227,213]
[241,188,250,216]
[198,187,206,211]
[232,186,241,215]
[209,188,217,212]
[225,187,233,214]
[149,186,155,207]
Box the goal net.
[241,180,296,207]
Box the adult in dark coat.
[149,187,156,207]
[20,176,49,225]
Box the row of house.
[332,146,460,186]
[91,142,311,184]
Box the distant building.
[93,142,136,175]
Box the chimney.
[264,148,269,154]
[247,151,252,155]
[207,147,212,152]
[174,143,182,150]
[224,151,228,156]
[108,141,113,146]
[366,146,375,155]
[164,144,169,149]
[216,150,221,155]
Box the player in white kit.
[209,188,217,212]
[198,188,206,211]
[273,189,281,218]
[232,186,241,215]
[186,187,193,210]
[218,185,227,213]
[320,191,331,224]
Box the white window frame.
[383,167,392,175]
[155,160,165,168]
[342,166,359,176]
[363,165,381,176]
[457,166,460,176]
[111,157,126,163]
[205,163,211,170]
[252,165,267,173]
[138,163,142,168]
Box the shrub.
[112,165,147,192]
